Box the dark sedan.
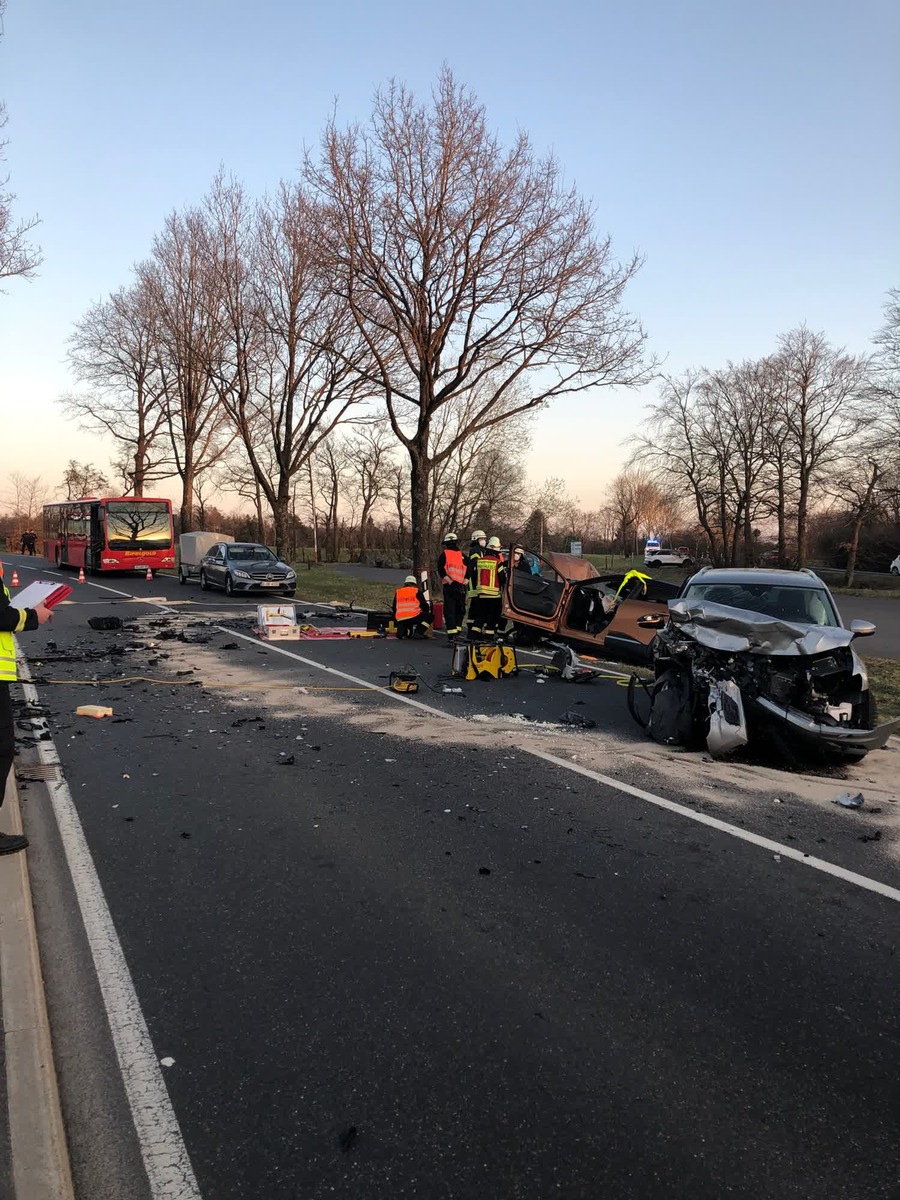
[199,543,296,597]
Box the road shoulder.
[0,769,74,1200]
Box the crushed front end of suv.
[628,568,899,763]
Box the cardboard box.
[257,604,300,640]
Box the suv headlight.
[285,570,296,581]
[232,569,251,579]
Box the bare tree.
[5,471,47,522]
[0,1,41,284]
[307,69,650,573]
[138,208,232,532]
[606,468,683,557]
[200,175,376,557]
[62,282,171,494]
[341,421,396,554]
[61,460,108,500]
[313,436,354,562]
[774,327,869,566]
[829,454,882,587]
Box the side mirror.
[849,619,876,638]
[637,613,666,629]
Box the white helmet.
[487,536,501,550]
[404,574,417,585]
[471,529,486,542]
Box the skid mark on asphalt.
[16,655,203,1200]
[218,626,900,905]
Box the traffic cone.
[11,570,19,587]
[145,566,153,581]
[78,567,85,583]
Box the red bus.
[42,497,176,576]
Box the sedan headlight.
[285,570,296,581]
[232,569,251,579]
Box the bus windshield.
[105,502,172,549]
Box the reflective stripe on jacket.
[442,548,467,586]
[474,555,501,598]
[0,581,26,683]
[394,585,422,622]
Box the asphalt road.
[5,555,900,1199]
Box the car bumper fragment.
[752,696,900,751]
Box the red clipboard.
[12,580,73,610]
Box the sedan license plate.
[260,580,280,587]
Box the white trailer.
[178,532,234,584]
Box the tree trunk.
[409,454,432,575]
[796,477,809,568]
[845,518,863,588]
[273,494,290,562]
[180,464,195,533]
[132,447,144,496]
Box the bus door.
[88,504,105,573]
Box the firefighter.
[464,529,487,636]
[468,536,506,638]
[392,574,432,640]
[437,532,467,641]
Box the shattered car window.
[682,583,838,627]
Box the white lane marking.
[219,628,900,906]
[16,657,203,1199]
[527,749,900,904]
[220,627,463,721]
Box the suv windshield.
[682,582,838,627]
[105,502,172,549]
[228,546,277,563]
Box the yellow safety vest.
[474,555,501,598]
[0,580,27,683]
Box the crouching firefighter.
[392,575,433,640]
[437,532,467,641]
[468,537,506,638]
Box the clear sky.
[1,0,897,513]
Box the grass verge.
[832,587,900,599]
[291,566,396,610]
[864,658,900,720]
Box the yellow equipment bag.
[455,643,518,681]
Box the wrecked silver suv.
[628,568,900,762]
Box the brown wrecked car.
[501,548,680,661]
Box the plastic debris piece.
[560,711,597,729]
[160,1057,175,1068]
[88,616,124,631]
[442,687,464,694]
[833,792,865,808]
[478,867,492,875]
[277,755,295,766]
[76,705,113,718]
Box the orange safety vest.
[442,548,467,586]
[394,585,421,621]
[474,555,501,598]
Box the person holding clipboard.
[0,568,54,854]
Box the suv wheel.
[225,574,235,597]
[200,570,209,591]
